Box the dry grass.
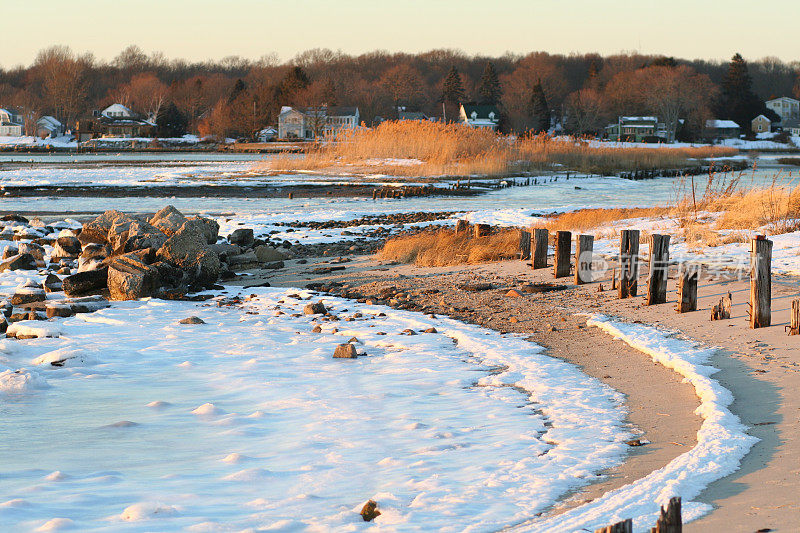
[378,227,521,266]
[262,121,738,177]
[543,207,669,233]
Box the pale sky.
[2,0,799,68]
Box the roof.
[619,116,658,123]
[752,115,771,123]
[102,103,135,118]
[705,119,739,129]
[279,105,359,118]
[398,110,428,120]
[37,116,62,128]
[782,119,800,129]
[766,96,799,105]
[0,108,21,126]
[461,104,500,121]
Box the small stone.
[311,325,322,333]
[333,343,358,359]
[179,316,206,324]
[360,500,381,522]
[304,302,327,315]
[506,289,523,298]
[228,228,254,247]
[423,327,438,333]
[402,328,417,335]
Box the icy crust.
[520,316,758,532]
[0,288,631,531]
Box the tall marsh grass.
[263,121,738,177]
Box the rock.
[179,316,206,324]
[57,266,71,275]
[209,243,242,258]
[11,287,46,305]
[78,243,110,272]
[17,242,45,261]
[506,289,523,298]
[333,343,358,359]
[46,303,75,318]
[79,209,128,245]
[227,250,259,267]
[458,283,493,292]
[63,267,109,297]
[263,261,284,270]
[0,253,37,272]
[423,327,438,333]
[149,205,188,236]
[156,222,220,287]
[2,245,18,259]
[401,328,417,335]
[186,216,219,244]
[0,317,6,334]
[228,228,254,247]
[108,254,160,300]
[311,325,322,333]
[254,245,287,262]
[43,274,62,293]
[360,500,381,522]
[115,220,167,253]
[52,236,81,259]
[304,302,327,315]
[151,261,184,289]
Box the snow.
[519,316,757,531]
[0,135,77,148]
[0,287,635,531]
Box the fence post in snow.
[554,230,572,278]
[575,234,594,285]
[618,229,640,299]
[646,233,670,305]
[532,228,549,269]
[750,236,772,328]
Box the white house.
[277,106,360,140]
[458,104,500,130]
[36,116,64,138]
[0,108,23,136]
[96,103,155,137]
[783,119,800,137]
[765,96,799,123]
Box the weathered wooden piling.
[575,234,594,284]
[455,219,469,234]
[750,236,772,328]
[553,230,572,278]
[532,228,549,269]
[288,192,294,200]
[650,497,681,533]
[474,223,490,238]
[618,229,640,299]
[789,299,800,335]
[676,264,698,313]
[519,229,531,260]
[646,233,670,305]
[594,519,632,533]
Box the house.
[704,119,740,140]
[397,107,430,121]
[277,105,360,140]
[257,127,277,142]
[605,116,667,142]
[0,108,23,136]
[783,119,800,137]
[458,104,500,129]
[751,115,771,134]
[96,104,155,138]
[765,96,799,123]
[36,116,64,138]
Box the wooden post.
[619,229,640,299]
[594,518,632,533]
[532,228,549,269]
[647,233,670,305]
[519,229,531,260]
[455,219,469,234]
[790,299,800,335]
[750,237,772,328]
[288,192,294,200]
[650,497,681,533]
[474,223,491,238]
[554,230,572,278]
[676,264,698,313]
[575,234,594,284]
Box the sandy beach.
[230,251,800,531]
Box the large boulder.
[63,267,108,297]
[112,220,167,254]
[0,253,37,272]
[78,243,110,272]
[52,236,82,260]
[254,245,287,263]
[187,216,220,245]
[150,205,188,236]
[156,222,220,287]
[17,242,45,261]
[79,210,128,245]
[108,254,160,301]
[228,228,254,247]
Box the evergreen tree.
[228,79,246,103]
[155,102,188,137]
[278,66,310,103]
[478,62,502,105]
[528,81,551,133]
[442,66,465,104]
[719,53,764,128]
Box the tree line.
[1,45,797,140]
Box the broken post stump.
[750,236,772,328]
[711,292,732,320]
[455,219,469,234]
[553,230,572,278]
[790,299,800,335]
[647,233,670,305]
[594,518,632,533]
[650,496,681,533]
[676,264,698,313]
[532,228,549,269]
[474,223,491,238]
[575,234,594,284]
[519,229,531,260]
[619,229,640,299]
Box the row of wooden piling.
[519,226,775,329]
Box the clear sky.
[2,0,799,68]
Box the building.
[36,116,64,138]
[96,104,155,137]
[783,119,800,137]
[277,106,360,140]
[0,108,23,136]
[257,127,277,142]
[397,107,430,121]
[751,114,771,134]
[605,116,667,142]
[765,96,799,123]
[703,119,740,140]
[458,104,500,129]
